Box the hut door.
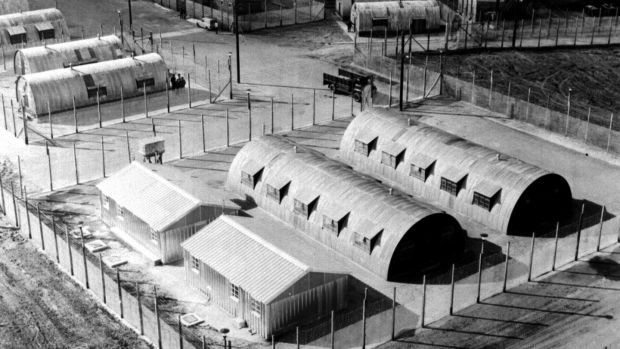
[19,54,25,75]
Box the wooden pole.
[552,222,559,271]
[21,104,28,145]
[136,282,144,335]
[79,226,89,289]
[476,252,483,302]
[47,100,53,139]
[271,97,275,134]
[66,226,73,276]
[596,205,606,251]
[73,97,78,133]
[154,286,162,349]
[527,232,535,281]
[291,93,294,130]
[46,142,53,191]
[52,216,59,263]
[126,131,131,164]
[101,137,106,178]
[607,113,614,152]
[178,120,183,159]
[362,287,367,349]
[97,90,102,128]
[488,69,493,107]
[421,274,426,327]
[388,71,393,107]
[449,263,455,314]
[391,287,396,340]
[100,253,107,304]
[331,89,335,120]
[226,109,230,147]
[574,202,585,261]
[423,57,428,98]
[36,203,44,249]
[201,114,206,152]
[502,242,510,292]
[187,73,192,108]
[249,93,253,140]
[10,99,16,138]
[165,76,170,112]
[23,188,32,239]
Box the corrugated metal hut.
[96,162,241,264]
[0,9,69,47]
[339,108,573,235]
[350,0,442,33]
[226,136,465,280]
[182,214,348,338]
[14,35,123,75]
[16,53,168,116]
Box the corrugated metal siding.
[182,216,309,304]
[339,108,571,234]
[14,35,122,74]
[16,53,167,115]
[97,162,200,233]
[225,136,463,279]
[0,9,69,47]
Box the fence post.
[448,263,455,314]
[476,253,483,302]
[226,109,230,147]
[391,287,396,340]
[100,253,107,304]
[362,287,367,348]
[79,226,89,289]
[596,205,606,251]
[296,326,300,349]
[66,226,73,276]
[271,98,275,134]
[52,216,59,263]
[574,202,585,261]
[136,282,144,335]
[1,95,6,132]
[178,315,184,349]
[583,107,592,143]
[47,100,53,139]
[351,93,354,117]
[502,242,510,292]
[45,142,53,191]
[116,268,124,318]
[551,222,560,271]
[607,113,614,152]
[574,17,579,46]
[527,232,535,281]
[166,76,171,112]
[187,73,192,108]
[500,20,505,48]
[591,16,596,45]
[248,93,253,140]
[10,99,16,138]
[155,286,162,349]
[73,97,78,133]
[21,105,28,145]
[0,175,4,215]
[565,88,572,136]
[312,90,316,125]
[421,274,426,327]
[97,90,102,128]
[272,335,275,349]
[23,188,32,239]
[101,137,106,178]
[178,120,183,159]
[537,19,542,47]
[36,203,44,249]
[10,183,18,227]
[291,93,294,130]
[471,70,476,104]
[388,71,393,107]
[555,20,560,46]
[201,114,206,152]
[488,70,493,107]
[330,310,335,349]
[207,70,212,103]
[331,89,335,120]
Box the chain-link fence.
[149,0,325,32]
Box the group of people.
[170,73,186,89]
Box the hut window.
[103,196,110,210]
[136,78,155,89]
[87,86,107,98]
[150,231,159,244]
[322,213,348,236]
[381,151,399,168]
[354,136,377,156]
[472,192,493,211]
[191,256,200,272]
[294,190,319,219]
[266,182,289,203]
[117,206,125,219]
[240,161,263,189]
[353,231,382,254]
[294,199,315,218]
[230,283,240,301]
[472,183,501,211]
[381,143,405,169]
[250,297,261,317]
[409,154,435,182]
[35,22,55,40]
[440,177,464,196]
[7,26,27,45]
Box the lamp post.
[480,233,488,254]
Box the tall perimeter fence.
[149,0,325,32]
[1,144,619,348]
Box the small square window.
[37,28,55,40]
[294,199,315,218]
[354,138,376,156]
[230,283,240,301]
[322,213,348,235]
[250,297,261,317]
[136,78,155,89]
[150,230,158,244]
[473,192,499,211]
[353,231,382,254]
[87,86,108,99]
[117,206,124,219]
[191,256,200,272]
[410,161,435,182]
[440,177,460,196]
[103,196,110,210]
[9,33,27,45]
[266,182,289,203]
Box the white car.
[196,17,218,31]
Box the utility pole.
[399,31,405,111]
[234,1,241,83]
[127,0,133,32]
[228,52,233,100]
[118,10,124,46]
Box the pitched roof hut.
[351,0,442,33]
[16,53,168,116]
[339,108,573,235]
[226,136,465,280]
[96,162,241,264]
[14,35,123,75]
[0,9,69,48]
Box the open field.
[0,225,150,349]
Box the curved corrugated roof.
[351,0,442,32]
[16,53,168,115]
[14,35,123,74]
[0,9,69,46]
[226,135,464,279]
[339,108,573,234]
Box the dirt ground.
[0,224,150,349]
[410,47,620,128]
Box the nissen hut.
[16,53,168,116]
[97,162,241,264]
[339,108,573,235]
[350,0,442,33]
[226,136,465,280]
[0,9,69,47]
[14,35,123,75]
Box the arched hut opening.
[226,135,466,281]
[16,53,168,116]
[0,9,69,48]
[14,35,123,75]
[351,0,442,34]
[339,108,573,236]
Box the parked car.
[196,17,218,31]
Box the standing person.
[170,73,177,89]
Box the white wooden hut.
[351,0,442,32]
[339,108,573,235]
[16,53,168,116]
[97,162,241,264]
[0,9,69,48]
[14,35,123,75]
[182,214,348,338]
[226,136,465,280]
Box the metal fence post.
[449,263,455,314]
[296,326,300,349]
[126,131,132,164]
[45,142,53,191]
[527,232,535,281]
[502,242,510,292]
[21,104,28,145]
[1,95,6,131]
[166,76,170,112]
[36,203,44,249]
[101,137,106,178]
[155,286,162,349]
[249,93,253,140]
[79,226,89,289]
[574,202,585,261]
[117,268,124,318]
[52,216,59,263]
[226,109,230,147]
[97,90,102,128]
[23,188,32,239]
[73,97,78,133]
[552,222,559,271]
[47,100,53,139]
[100,254,107,304]
[187,73,192,108]
[0,175,5,215]
[607,113,614,152]
[476,253,483,302]
[178,315,184,349]
[10,183,18,227]
[391,287,396,340]
[136,282,144,335]
[362,287,367,349]
[388,71,393,107]
[488,70,493,107]
[271,98,275,134]
[331,89,335,120]
[201,114,206,152]
[10,99,16,138]
[330,310,335,349]
[421,274,426,327]
[66,226,73,276]
[585,107,591,143]
[597,205,606,251]
[565,88,572,136]
[291,93,294,130]
[178,120,183,159]
[121,85,125,123]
